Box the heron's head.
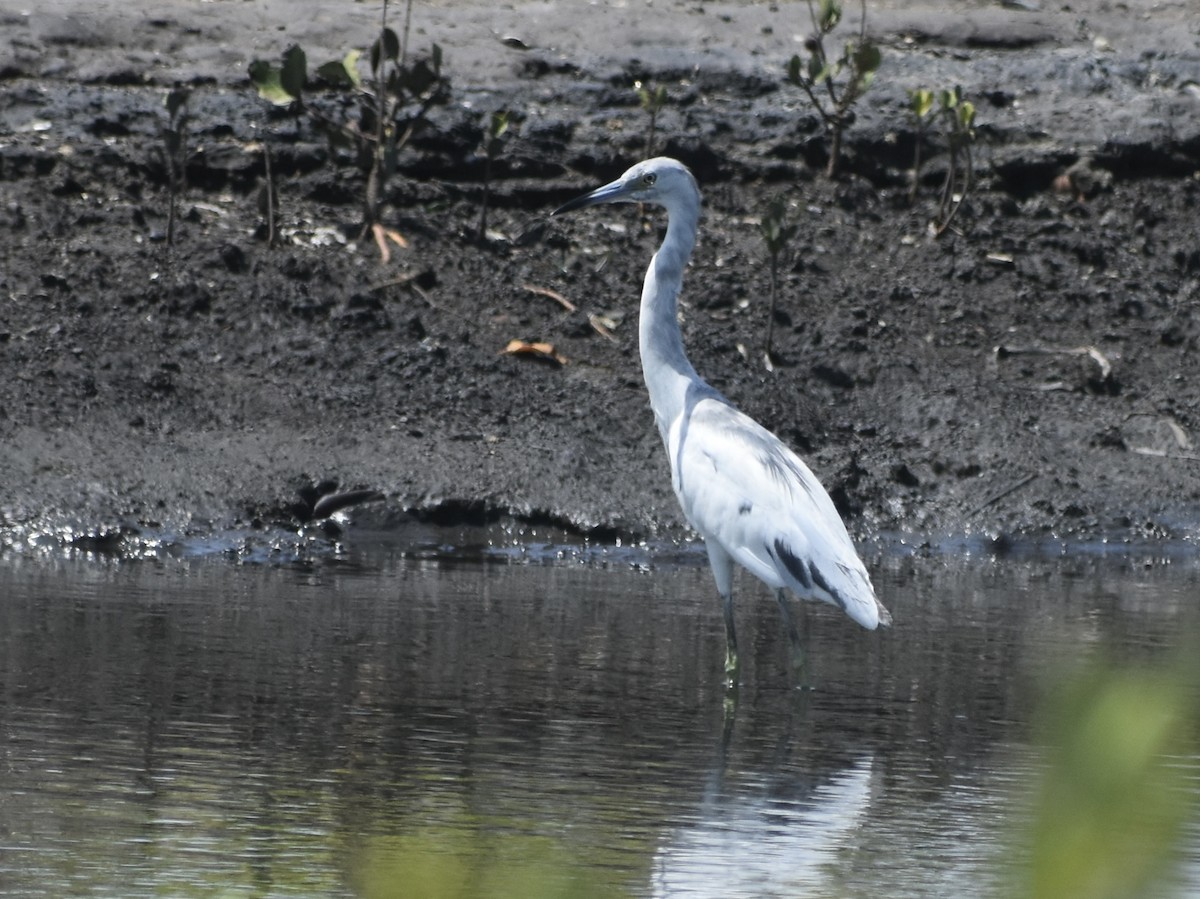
[553,157,698,215]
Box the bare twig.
[587,313,617,341]
[161,89,191,246]
[1129,447,1200,463]
[523,283,577,312]
[368,270,432,304]
[994,344,1112,382]
[969,472,1038,517]
[522,283,617,340]
[263,142,277,247]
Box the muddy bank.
[1,0,1199,556]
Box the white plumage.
[555,157,891,679]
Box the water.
[1,541,1198,898]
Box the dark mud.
[1,0,1199,556]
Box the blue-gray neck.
[638,186,715,442]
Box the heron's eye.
[643,172,657,186]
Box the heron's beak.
[553,177,632,215]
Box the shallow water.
[1,541,1198,898]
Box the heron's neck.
[639,198,707,434]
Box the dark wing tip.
[875,602,893,628]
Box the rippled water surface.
[1,541,1198,897]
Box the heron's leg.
[722,589,739,678]
[774,589,807,677]
[704,542,739,682]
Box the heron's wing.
[669,396,884,629]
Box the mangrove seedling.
[786,0,881,178]
[759,195,798,369]
[248,0,450,256]
[933,86,976,236]
[906,88,935,205]
[477,110,510,243]
[356,1,450,250]
[635,80,668,157]
[159,88,191,245]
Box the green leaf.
[280,44,307,100]
[401,58,438,98]
[636,82,667,113]
[489,110,510,140]
[853,41,881,75]
[164,88,190,119]
[909,88,934,119]
[958,100,976,131]
[248,60,297,106]
[634,81,651,109]
[380,27,401,62]
[315,60,351,87]
[818,0,842,32]
[760,197,795,256]
[372,30,400,74]
[316,50,362,88]
[787,54,803,86]
[342,48,361,85]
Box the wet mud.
[1,0,1198,554]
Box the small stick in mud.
[160,88,191,245]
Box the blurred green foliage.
[1017,653,1197,899]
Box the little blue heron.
[555,157,891,680]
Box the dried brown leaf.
[502,339,568,366]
